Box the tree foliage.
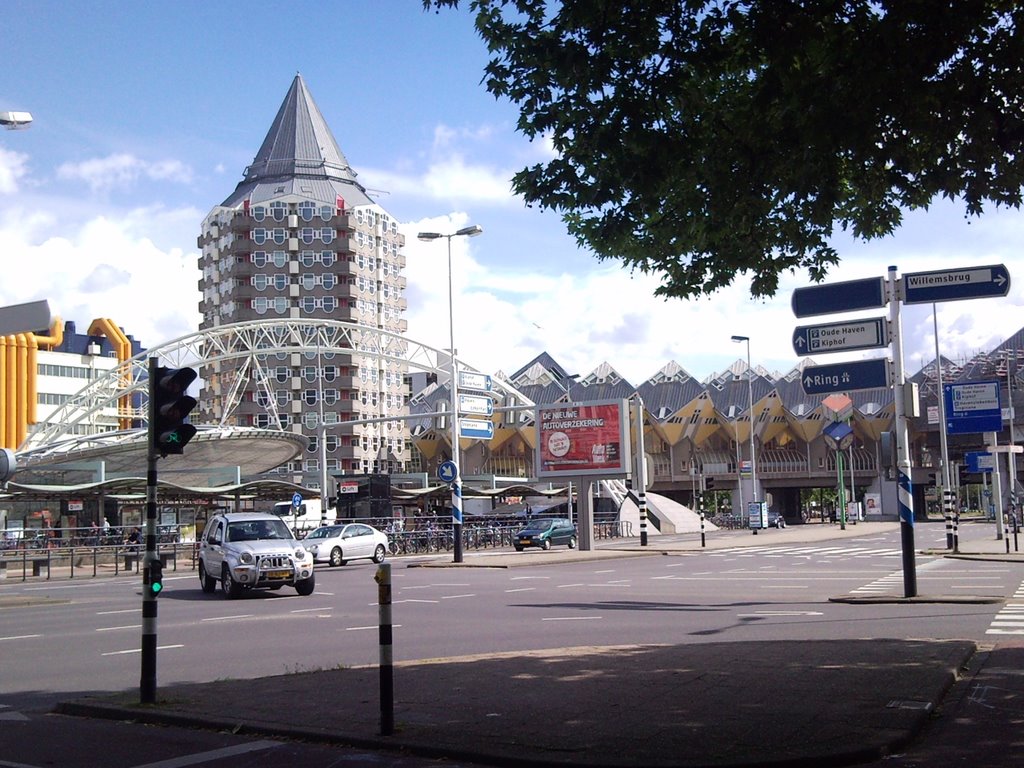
[426,1,1024,299]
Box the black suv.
[514,518,578,551]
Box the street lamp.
[0,111,33,130]
[416,224,483,563]
[731,335,757,514]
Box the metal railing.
[0,540,192,582]
[0,520,637,579]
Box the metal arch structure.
[22,318,535,450]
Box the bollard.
[374,563,393,736]
[700,511,706,548]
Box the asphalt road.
[1,520,1022,767]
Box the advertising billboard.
[536,399,631,478]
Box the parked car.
[514,518,577,551]
[197,512,315,599]
[303,523,389,566]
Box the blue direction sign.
[944,381,1002,434]
[458,418,494,440]
[801,358,891,395]
[792,276,887,318]
[903,264,1010,305]
[292,492,302,508]
[437,460,458,484]
[792,317,888,356]
[965,451,994,473]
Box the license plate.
[267,569,290,579]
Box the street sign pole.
[889,266,917,598]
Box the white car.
[304,523,389,567]
[198,512,315,598]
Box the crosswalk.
[987,580,1024,635]
[708,544,902,559]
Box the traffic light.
[149,366,198,456]
[705,477,715,491]
[146,560,164,598]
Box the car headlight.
[295,547,308,559]
[239,551,254,564]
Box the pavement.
[54,519,1024,768]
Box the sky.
[1,1,1021,387]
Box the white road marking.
[0,634,41,642]
[129,738,281,767]
[505,587,536,593]
[200,614,254,622]
[102,644,183,656]
[541,616,602,621]
[96,625,141,632]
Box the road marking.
[130,738,281,767]
[393,598,438,604]
[594,569,616,574]
[345,625,402,631]
[737,611,823,617]
[556,583,586,588]
[0,634,41,642]
[290,606,332,613]
[440,594,476,599]
[541,616,602,621]
[96,625,141,632]
[988,589,1024,635]
[102,644,183,656]
[504,587,536,593]
[96,609,136,615]
[200,614,254,622]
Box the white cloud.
[56,153,193,192]
[0,209,200,349]
[0,147,29,194]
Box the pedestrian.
[125,527,142,553]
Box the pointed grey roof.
[222,74,374,209]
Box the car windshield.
[227,519,293,542]
[521,520,554,533]
[307,526,341,539]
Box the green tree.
[426,1,1024,299]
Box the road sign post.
[902,264,1010,305]
[801,358,891,396]
[792,276,887,318]
[792,318,889,356]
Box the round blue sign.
[292,492,302,507]
[438,461,458,484]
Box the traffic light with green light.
[147,560,164,598]
[149,366,198,456]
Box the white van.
[272,499,335,535]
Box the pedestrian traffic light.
[146,560,164,598]
[149,365,198,456]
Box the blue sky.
[1,1,1021,385]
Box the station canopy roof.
[3,478,317,504]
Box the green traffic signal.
[148,560,164,597]
[149,361,198,457]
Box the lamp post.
[416,224,483,563]
[0,111,33,130]
[731,335,757,517]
